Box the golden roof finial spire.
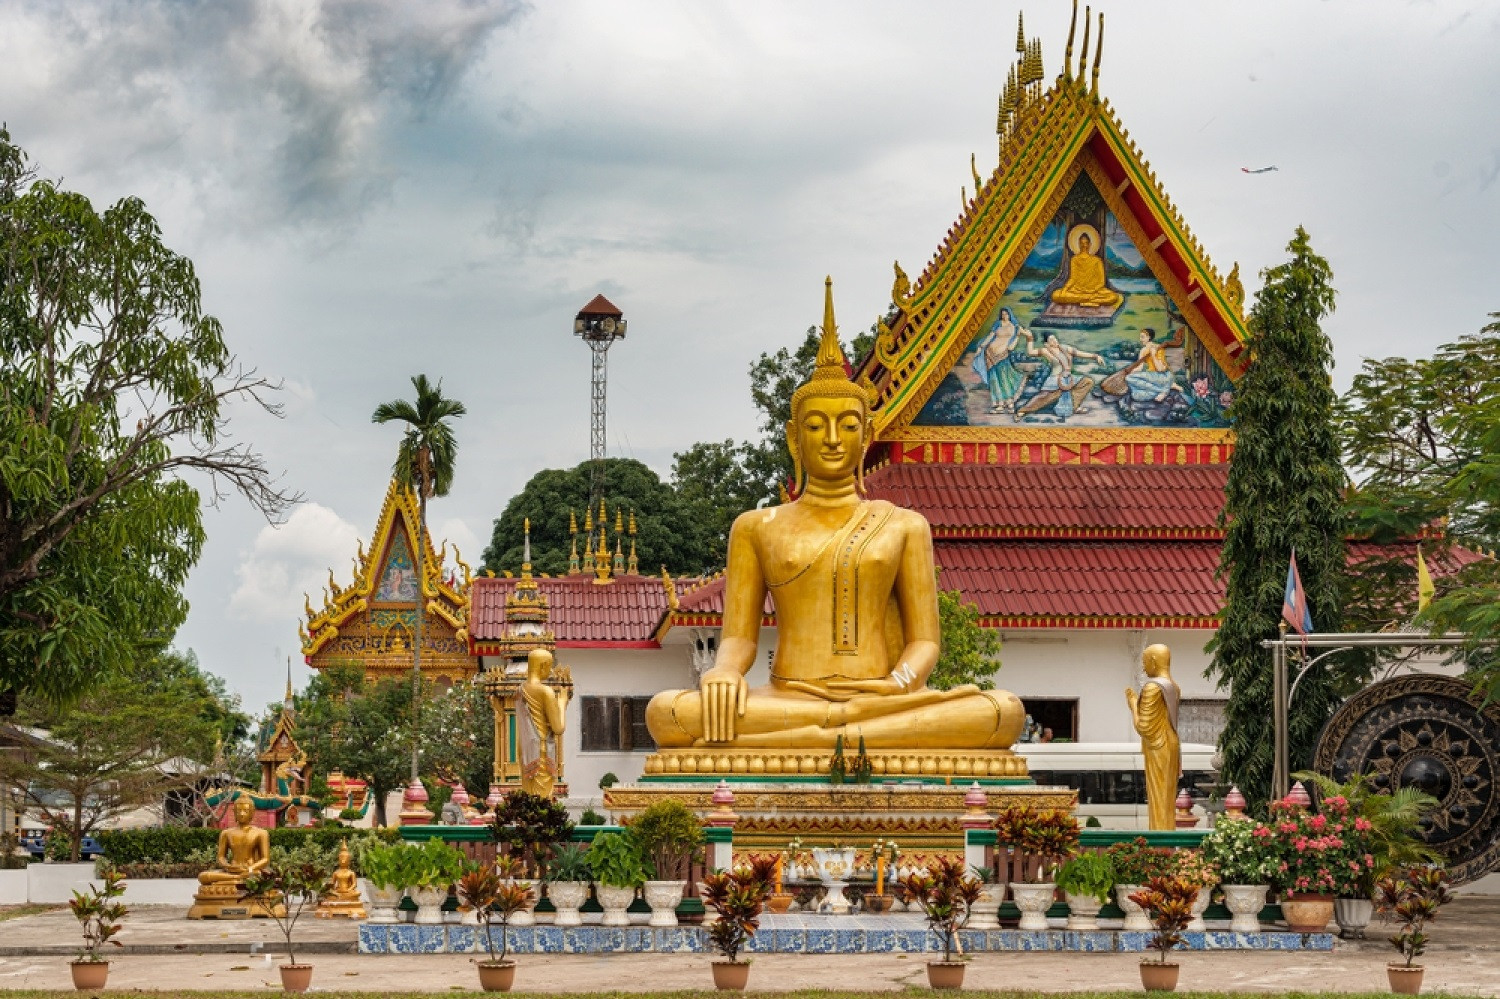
[1078,5,1092,81]
[1063,0,1078,80]
[284,657,293,706]
[1015,11,1025,54]
[593,526,611,583]
[584,504,593,533]
[1090,11,1105,96]
[628,509,637,536]
[569,508,578,536]
[614,507,623,535]
[521,517,533,577]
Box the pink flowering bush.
[1264,794,1375,897]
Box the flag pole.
[1273,618,1289,801]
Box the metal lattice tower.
[573,294,626,510]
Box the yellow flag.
[1416,545,1435,612]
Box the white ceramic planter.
[548,881,588,928]
[1334,897,1373,939]
[1187,885,1214,932]
[968,883,1004,930]
[1010,882,1054,931]
[508,880,536,927]
[411,886,448,925]
[644,880,686,927]
[1222,884,1268,934]
[366,885,404,924]
[811,847,857,915]
[1064,892,1101,930]
[596,884,636,927]
[1115,885,1151,931]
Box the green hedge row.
[95,825,400,864]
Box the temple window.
[580,696,657,753]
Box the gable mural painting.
[375,531,418,603]
[915,175,1234,429]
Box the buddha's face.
[1078,234,1093,254]
[234,798,254,825]
[793,393,867,482]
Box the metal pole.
[1273,622,1288,801]
[589,342,609,512]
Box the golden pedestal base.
[641,747,1030,780]
[605,780,1076,855]
[315,898,368,920]
[186,881,285,919]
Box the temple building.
[301,478,478,686]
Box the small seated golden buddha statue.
[188,796,284,919]
[645,279,1025,777]
[316,839,367,919]
[1049,228,1123,310]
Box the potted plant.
[409,838,467,925]
[629,798,704,927]
[965,866,1002,930]
[1375,865,1453,994]
[1128,875,1198,992]
[1201,816,1276,933]
[68,867,127,990]
[357,842,410,924]
[241,860,331,993]
[545,843,592,927]
[1009,808,1078,930]
[862,840,899,914]
[494,790,574,878]
[586,831,648,926]
[1169,849,1218,931]
[700,855,775,991]
[766,842,798,914]
[1056,852,1114,930]
[900,857,982,989]
[458,864,535,992]
[1107,838,1174,931]
[1265,794,1353,932]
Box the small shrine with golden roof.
[300,478,478,685]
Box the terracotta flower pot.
[279,963,314,993]
[69,961,109,991]
[1281,893,1334,933]
[712,959,751,990]
[1387,964,1424,994]
[926,960,966,989]
[1138,961,1179,992]
[477,960,517,992]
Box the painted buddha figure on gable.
[646,279,1024,752]
[1048,225,1123,311]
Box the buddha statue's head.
[527,647,554,682]
[234,795,255,826]
[786,277,876,494]
[1142,643,1172,677]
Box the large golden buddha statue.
[187,796,284,919]
[645,279,1025,777]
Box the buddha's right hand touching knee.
[699,666,747,743]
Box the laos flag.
[1282,551,1313,636]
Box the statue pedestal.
[642,747,1030,781]
[315,896,368,920]
[186,881,285,919]
[605,779,1076,856]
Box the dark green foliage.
[0,128,294,703]
[578,808,607,827]
[294,662,414,826]
[94,825,399,865]
[69,867,127,962]
[828,734,847,784]
[627,798,704,879]
[482,458,720,577]
[493,791,573,877]
[933,584,1003,690]
[1208,227,1346,812]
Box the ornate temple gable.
[299,478,476,683]
[857,6,1248,455]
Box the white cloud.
[229,502,361,621]
[432,516,483,574]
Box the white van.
[1015,742,1219,830]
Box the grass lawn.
[0,993,1476,998]
[0,904,63,922]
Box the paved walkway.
[1,898,1496,993]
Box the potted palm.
[458,864,534,992]
[900,857,982,989]
[545,843,592,927]
[700,855,775,991]
[241,859,332,993]
[630,798,704,927]
[586,831,648,927]
[1055,852,1114,930]
[1375,865,1453,994]
[68,867,127,990]
[1201,816,1275,933]
[1128,875,1198,992]
[966,866,1002,930]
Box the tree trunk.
[411,488,426,783]
[71,798,84,863]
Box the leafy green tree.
[0,652,223,859]
[931,586,1003,691]
[0,128,294,703]
[482,457,719,577]
[372,374,467,782]
[417,679,495,799]
[1208,226,1347,812]
[294,663,413,827]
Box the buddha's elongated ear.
[854,417,874,496]
[785,420,804,496]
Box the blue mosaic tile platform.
[357,916,1333,954]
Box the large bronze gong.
[1313,673,1500,884]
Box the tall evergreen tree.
[1208,227,1346,812]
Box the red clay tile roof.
[862,462,1228,537]
[577,293,622,318]
[469,574,700,648]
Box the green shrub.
[96,824,399,865]
[586,831,648,889]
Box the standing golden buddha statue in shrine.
[645,279,1025,777]
[1126,643,1182,830]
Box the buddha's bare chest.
[756,506,903,601]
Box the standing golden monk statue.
[519,648,568,797]
[188,795,284,919]
[1126,643,1182,830]
[646,279,1024,768]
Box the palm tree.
[372,374,467,782]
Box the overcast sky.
[3,0,1497,719]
